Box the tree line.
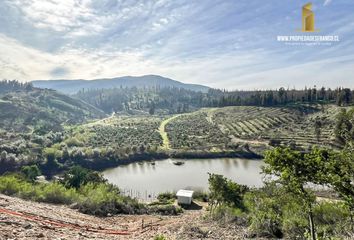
[0,80,33,94]
[75,86,354,114]
[1,80,352,113]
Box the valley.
[0,79,353,239]
[1,1,354,238]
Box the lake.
[103,158,265,200]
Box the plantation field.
[165,104,344,151]
[74,115,164,150]
[213,106,338,148]
[58,104,346,158]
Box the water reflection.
[103,158,264,197]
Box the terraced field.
[64,104,345,155]
[164,104,345,151]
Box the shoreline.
[75,150,263,172]
[0,150,263,177]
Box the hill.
[31,75,210,94]
[42,104,348,172]
[0,87,105,132]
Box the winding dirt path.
[159,115,181,150]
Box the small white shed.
[176,190,194,205]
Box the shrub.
[154,235,167,240]
[0,175,77,204]
[208,173,248,210]
[38,183,78,204]
[244,189,284,238]
[77,183,144,216]
[21,165,41,182]
[210,205,244,223]
[0,174,28,196]
[157,191,176,203]
[148,204,183,215]
[192,190,209,202]
[0,174,145,216]
[65,137,84,147]
[314,202,351,238]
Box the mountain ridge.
[32,75,210,94]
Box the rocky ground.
[0,194,248,240]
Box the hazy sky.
[0,0,353,89]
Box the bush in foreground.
[0,174,182,217]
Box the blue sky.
[0,0,353,89]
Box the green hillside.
[43,104,349,171]
[0,80,351,174]
[0,85,105,173]
[0,88,105,132]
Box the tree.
[0,150,7,162]
[149,102,155,115]
[42,148,61,175]
[334,108,354,144]
[263,147,329,240]
[278,87,286,104]
[21,165,41,182]
[314,118,322,142]
[325,146,354,229]
[208,173,248,212]
[63,165,106,189]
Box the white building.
[176,189,194,205]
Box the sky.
[0,0,353,90]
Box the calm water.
[103,158,264,198]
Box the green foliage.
[324,146,354,220]
[75,84,354,114]
[0,172,182,217]
[244,184,284,238]
[148,204,183,215]
[153,234,167,240]
[41,148,62,175]
[65,137,84,147]
[38,183,78,204]
[192,190,209,202]
[78,183,130,216]
[157,191,176,203]
[209,205,244,223]
[263,147,322,239]
[0,174,77,204]
[334,108,354,144]
[313,202,351,238]
[243,183,352,239]
[0,174,147,216]
[63,165,106,189]
[0,84,104,133]
[0,174,29,196]
[263,146,354,239]
[208,173,248,211]
[21,165,41,182]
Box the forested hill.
[74,86,354,114]
[31,75,210,94]
[0,80,105,132]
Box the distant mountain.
[32,75,210,94]
[0,87,105,132]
